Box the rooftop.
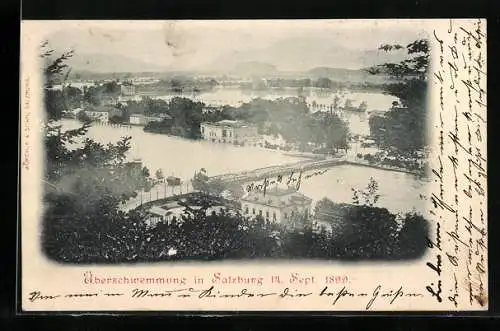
[240,187,312,209]
[202,120,253,128]
[149,206,171,217]
[146,113,172,119]
[85,105,118,113]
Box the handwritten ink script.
[428,19,487,309]
[246,168,329,194]
[27,285,423,311]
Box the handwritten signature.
[246,168,329,194]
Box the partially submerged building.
[200,120,258,146]
[85,106,111,123]
[129,113,171,126]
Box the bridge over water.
[120,156,347,212]
[121,154,423,212]
[207,156,348,186]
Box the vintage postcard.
[19,19,487,312]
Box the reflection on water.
[147,88,398,111]
[60,119,429,216]
[340,112,370,136]
[298,165,428,216]
[60,119,306,181]
[121,89,396,136]
[126,90,382,136]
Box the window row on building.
[200,120,258,145]
[242,205,309,222]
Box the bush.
[43,192,430,263]
[397,212,429,259]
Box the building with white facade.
[85,107,109,123]
[129,113,145,125]
[240,187,313,227]
[129,113,171,126]
[145,113,171,123]
[120,82,136,96]
[200,120,258,146]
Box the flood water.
[60,119,306,181]
[60,118,430,216]
[297,164,429,216]
[156,88,398,110]
[120,88,397,137]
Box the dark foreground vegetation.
[43,191,429,264]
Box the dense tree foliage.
[367,39,429,153]
[140,97,204,139]
[202,97,350,152]
[129,95,349,152]
[133,76,218,94]
[40,43,151,261]
[82,81,121,106]
[314,199,428,260]
[46,190,429,263]
[191,168,226,195]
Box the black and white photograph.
[39,21,431,263]
[20,19,487,312]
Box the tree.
[358,101,367,112]
[336,205,399,259]
[367,39,429,153]
[397,212,429,259]
[192,168,210,193]
[351,177,380,207]
[170,78,183,93]
[102,80,121,96]
[75,110,91,124]
[191,168,226,196]
[83,85,103,106]
[155,169,164,182]
[40,42,151,262]
[168,97,204,139]
[315,77,333,89]
[62,86,83,109]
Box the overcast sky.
[43,20,432,71]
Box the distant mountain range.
[206,36,409,73]
[67,53,168,73]
[67,40,407,80]
[68,64,396,87]
[51,27,416,78]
